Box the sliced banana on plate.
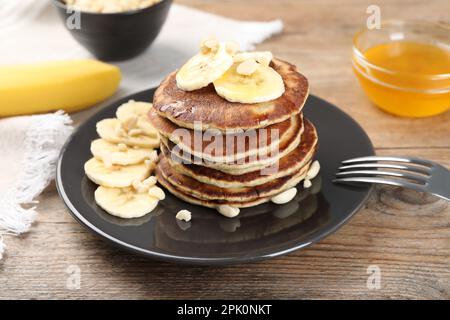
[91,139,154,165]
[233,51,273,66]
[116,100,158,138]
[213,59,285,104]
[94,186,159,219]
[97,118,160,148]
[85,99,164,219]
[84,157,151,188]
[137,117,159,138]
[116,100,150,118]
[176,42,234,91]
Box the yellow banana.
[0,59,121,117]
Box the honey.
[353,41,450,117]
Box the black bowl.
[53,0,172,61]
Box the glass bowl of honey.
[352,20,450,117]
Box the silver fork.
[333,156,450,201]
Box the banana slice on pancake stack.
[84,100,165,219]
[213,50,285,104]
[176,39,234,91]
[175,38,285,104]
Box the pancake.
[165,119,318,188]
[157,152,311,202]
[156,171,272,208]
[161,116,304,175]
[149,109,302,163]
[153,58,309,132]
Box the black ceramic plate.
[56,89,374,265]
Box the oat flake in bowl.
[64,0,162,13]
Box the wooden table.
[1,0,449,299]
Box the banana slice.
[91,139,154,165]
[137,117,159,138]
[116,100,158,138]
[97,118,159,148]
[213,62,285,104]
[95,186,159,219]
[116,100,150,118]
[84,157,150,188]
[233,51,273,66]
[176,42,234,91]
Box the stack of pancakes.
[150,58,318,209]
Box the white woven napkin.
[0,112,73,259]
[0,1,283,259]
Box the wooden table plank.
[1,0,449,299]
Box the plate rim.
[55,89,375,266]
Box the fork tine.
[333,177,426,192]
[342,156,434,167]
[335,170,428,184]
[338,163,431,175]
